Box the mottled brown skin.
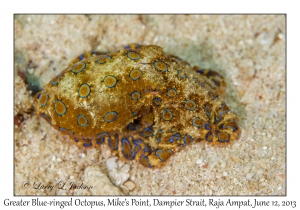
[35,44,240,168]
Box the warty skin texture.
[36,44,240,168]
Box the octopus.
[35,44,240,168]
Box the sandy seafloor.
[14,15,285,195]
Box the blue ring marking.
[204,105,211,117]
[96,132,109,145]
[132,112,137,116]
[154,60,168,72]
[126,51,141,60]
[50,73,62,85]
[155,149,165,162]
[222,121,238,131]
[205,123,211,130]
[155,149,172,162]
[169,133,181,143]
[124,45,130,49]
[153,97,162,106]
[205,132,213,142]
[127,123,140,131]
[162,108,174,121]
[128,137,140,159]
[92,51,98,55]
[217,103,230,122]
[74,138,79,142]
[108,134,119,150]
[144,126,154,132]
[79,53,84,61]
[183,134,194,146]
[39,93,48,107]
[132,139,142,158]
[141,126,154,137]
[102,75,118,88]
[96,55,112,64]
[133,139,143,149]
[192,117,202,128]
[144,145,153,153]
[129,69,142,81]
[121,138,134,160]
[166,88,177,98]
[37,93,41,99]
[72,62,86,74]
[103,111,118,122]
[217,132,230,143]
[83,138,92,147]
[54,100,67,116]
[140,154,153,168]
[177,70,187,78]
[78,84,91,98]
[77,114,88,127]
[130,91,141,100]
[156,130,164,143]
[184,100,197,111]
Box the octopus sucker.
[36,44,240,168]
